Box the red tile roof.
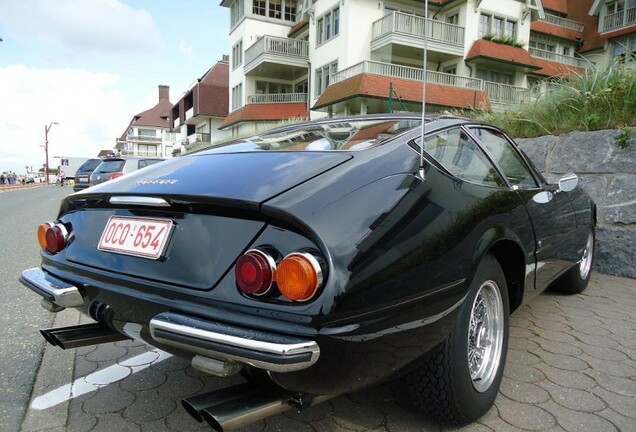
[312,74,489,111]
[531,20,582,41]
[530,58,585,77]
[118,89,172,141]
[220,103,308,129]
[542,0,568,14]
[466,40,541,70]
[288,21,309,38]
[197,61,229,117]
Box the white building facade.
[219,0,623,133]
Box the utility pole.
[44,122,58,184]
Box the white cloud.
[0,0,163,56]
[0,65,131,173]
[178,39,193,58]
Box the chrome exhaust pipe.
[40,323,129,349]
[182,383,331,432]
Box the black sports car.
[21,114,595,430]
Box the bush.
[464,58,636,139]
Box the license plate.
[78,177,88,182]
[98,216,174,259]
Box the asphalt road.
[0,186,71,432]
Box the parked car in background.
[21,114,595,430]
[73,158,102,192]
[89,156,165,187]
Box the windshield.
[198,118,424,154]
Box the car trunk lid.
[61,152,352,290]
[78,152,352,209]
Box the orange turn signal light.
[276,253,323,302]
[37,222,54,249]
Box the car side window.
[469,128,538,189]
[423,128,506,187]
[138,160,148,169]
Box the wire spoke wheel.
[467,280,504,393]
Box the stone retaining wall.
[517,128,636,279]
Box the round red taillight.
[37,222,69,254]
[276,253,323,302]
[108,172,123,181]
[235,250,275,296]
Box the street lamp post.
[44,122,58,184]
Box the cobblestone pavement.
[21,273,636,432]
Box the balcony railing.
[483,82,532,105]
[244,35,309,66]
[541,13,584,32]
[372,11,464,46]
[186,133,211,145]
[603,6,636,32]
[529,48,588,68]
[332,60,530,107]
[333,61,482,88]
[126,135,162,143]
[246,93,308,104]
[185,107,194,121]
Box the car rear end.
[73,158,102,192]
[21,115,464,397]
[89,158,126,186]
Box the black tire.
[406,253,510,424]
[552,225,595,295]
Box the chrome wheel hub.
[579,230,594,280]
[468,280,504,393]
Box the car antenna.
[418,0,429,181]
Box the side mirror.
[558,172,578,193]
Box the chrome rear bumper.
[20,267,84,309]
[150,312,320,373]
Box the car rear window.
[138,159,164,168]
[78,159,101,171]
[96,160,125,173]
[198,118,426,154]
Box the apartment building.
[116,85,178,158]
[170,56,232,155]
[218,0,633,135]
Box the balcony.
[185,133,211,146]
[185,107,194,121]
[246,93,308,104]
[244,35,309,80]
[332,60,530,108]
[371,11,465,60]
[540,13,584,32]
[126,134,162,143]
[333,61,481,88]
[603,6,636,32]
[529,48,588,68]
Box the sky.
[0,0,229,175]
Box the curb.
[20,309,80,432]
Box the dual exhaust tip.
[182,382,297,431]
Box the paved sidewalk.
[21,273,636,431]
[0,183,48,193]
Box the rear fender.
[471,227,530,313]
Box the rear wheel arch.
[472,229,526,314]
[488,240,525,314]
